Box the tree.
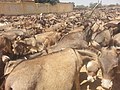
[89,2,102,8]
[35,0,59,5]
[76,5,87,9]
[49,0,60,5]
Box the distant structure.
[0,0,73,15]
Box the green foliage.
[89,2,102,8]
[76,5,87,9]
[35,0,59,5]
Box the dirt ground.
[80,65,105,90]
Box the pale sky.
[60,0,120,6]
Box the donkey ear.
[2,55,10,63]
[97,51,101,57]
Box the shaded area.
[80,66,105,90]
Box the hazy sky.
[60,0,120,6]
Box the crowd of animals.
[0,6,120,90]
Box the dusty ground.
[80,65,105,90]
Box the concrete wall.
[0,2,74,15]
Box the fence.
[0,2,74,15]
